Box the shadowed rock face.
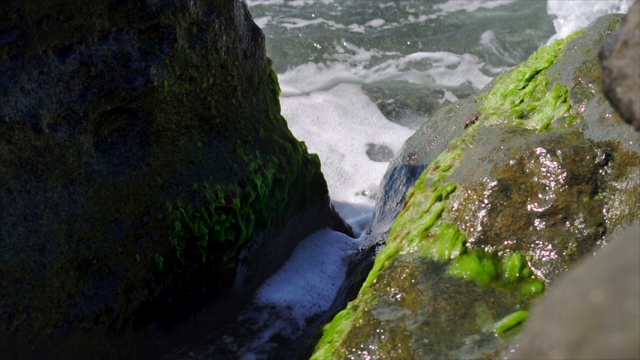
[509,222,640,360]
[601,0,640,130]
[312,14,640,359]
[0,1,349,358]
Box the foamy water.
[213,1,634,358]
[547,0,632,43]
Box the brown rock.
[601,0,640,130]
[508,222,640,360]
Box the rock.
[601,0,640,130]
[0,1,349,358]
[508,222,640,360]
[509,4,640,355]
[311,14,640,359]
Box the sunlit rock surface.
[0,1,349,358]
[312,14,640,359]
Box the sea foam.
[547,0,633,43]
[254,228,360,328]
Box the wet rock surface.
[366,143,395,163]
[508,4,640,358]
[0,1,349,358]
[508,222,640,360]
[312,14,640,359]
[448,126,610,283]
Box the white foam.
[281,17,345,30]
[280,82,414,218]
[479,30,519,65]
[547,0,633,43]
[435,0,516,13]
[278,47,492,97]
[252,16,271,29]
[254,228,360,328]
[245,0,284,6]
[366,18,386,28]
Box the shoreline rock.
[601,0,640,130]
[510,3,640,357]
[311,13,640,359]
[508,222,640,359]
[0,1,350,358]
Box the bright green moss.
[520,279,545,297]
[419,224,466,261]
[312,306,359,360]
[501,252,525,282]
[492,310,530,335]
[448,250,497,287]
[478,30,583,131]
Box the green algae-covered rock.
[312,14,640,359]
[0,1,349,358]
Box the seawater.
[169,1,633,358]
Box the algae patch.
[479,31,584,131]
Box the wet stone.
[366,143,395,162]
[337,257,535,360]
[447,127,608,283]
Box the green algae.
[479,30,583,131]
[168,151,277,264]
[419,224,466,261]
[358,30,581,289]
[447,250,544,294]
[492,310,530,335]
[448,249,497,287]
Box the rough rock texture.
[311,14,640,359]
[508,222,640,360]
[601,0,640,130]
[508,5,640,358]
[0,1,349,358]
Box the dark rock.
[366,143,395,162]
[601,0,640,130]
[508,222,640,360]
[0,1,349,358]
